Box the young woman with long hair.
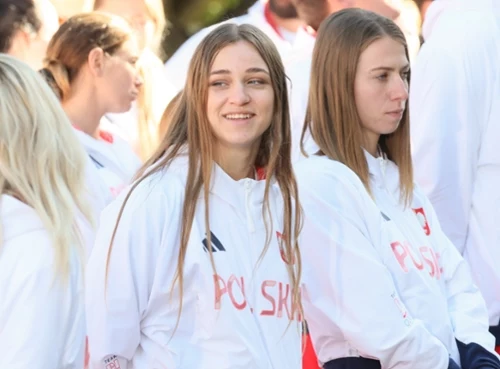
[86,23,303,369]
[41,12,143,199]
[296,8,500,369]
[0,54,93,368]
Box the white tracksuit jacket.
[74,124,142,199]
[86,155,301,369]
[410,0,500,329]
[295,154,497,368]
[0,195,86,369]
[164,0,297,93]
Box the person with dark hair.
[0,0,58,69]
[297,8,500,369]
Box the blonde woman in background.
[93,0,176,160]
[0,54,93,368]
[41,12,143,199]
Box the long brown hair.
[108,23,302,328]
[42,12,132,101]
[303,8,414,205]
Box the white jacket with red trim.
[0,195,86,369]
[86,154,301,369]
[295,153,497,368]
[74,121,141,199]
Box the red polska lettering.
[260,280,301,321]
[390,241,442,280]
[213,274,300,320]
[261,280,277,316]
[213,274,247,310]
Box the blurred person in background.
[410,0,500,352]
[0,54,93,368]
[49,0,94,22]
[93,0,176,160]
[415,0,434,21]
[41,12,142,199]
[164,0,304,92]
[0,0,59,70]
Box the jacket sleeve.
[409,48,483,254]
[422,194,500,364]
[86,177,184,368]
[0,232,84,369]
[297,163,451,369]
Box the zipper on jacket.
[244,179,256,233]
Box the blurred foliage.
[162,0,255,61]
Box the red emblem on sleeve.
[106,359,121,369]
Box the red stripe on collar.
[256,167,267,181]
[264,2,284,40]
[73,125,114,144]
[98,130,114,144]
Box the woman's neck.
[62,92,103,139]
[215,145,259,181]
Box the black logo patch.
[202,231,226,252]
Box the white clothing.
[410,0,500,325]
[164,0,297,92]
[83,153,113,217]
[86,155,302,369]
[285,27,316,163]
[0,195,86,369]
[74,124,142,199]
[295,154,496,367]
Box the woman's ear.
[87,47,106,76]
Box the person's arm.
[422,194,500,368]
[410,49,483,254]
[86,177,184,368]
[0,232,84,369]
[297,161,456,368]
